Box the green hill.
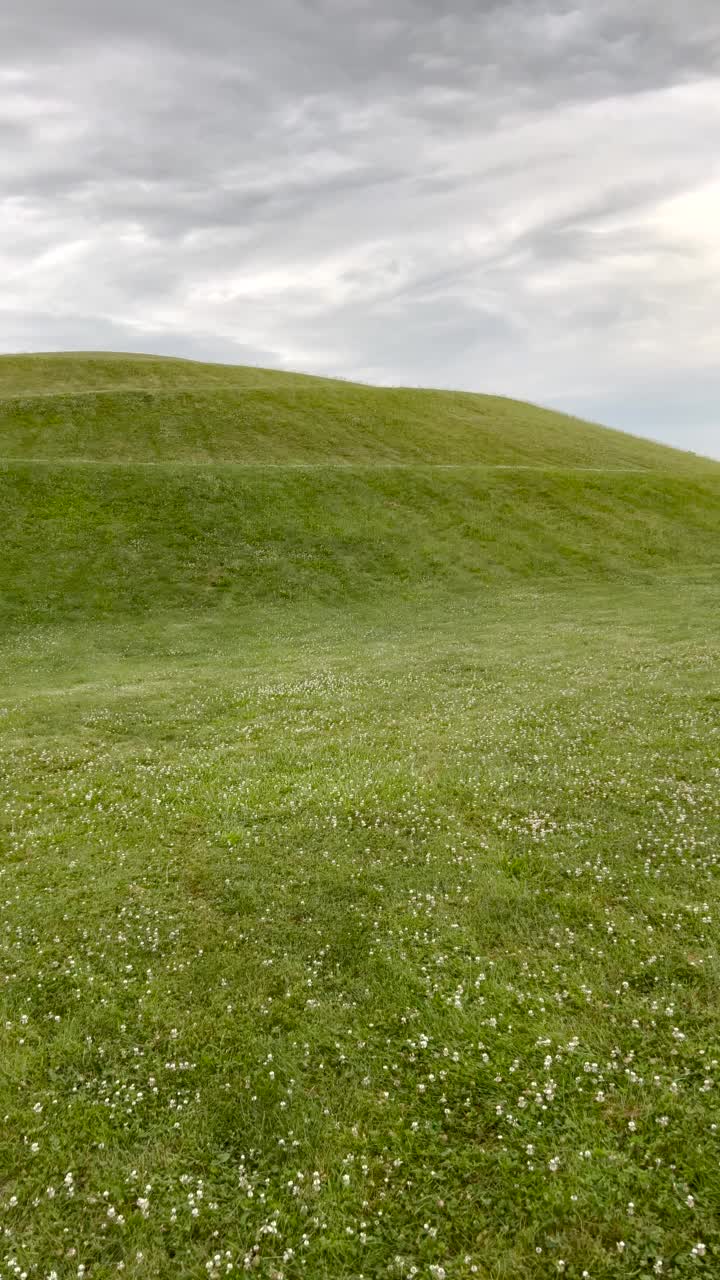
[2,352,720,1280]
[0,350,706,468]
[1,353,718,628]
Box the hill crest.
[0,351,709,471]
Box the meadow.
[1,354,719,1280]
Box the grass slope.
[1,353,718,630]
[2,464,720,627]
[0,351,706,469]
[1,353,719,1280]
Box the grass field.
[1,354,719,1280]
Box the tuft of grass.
[0,354,719,1279]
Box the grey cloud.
[4,2,720,133]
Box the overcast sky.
[2,1,719,457]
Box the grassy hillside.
[2,463,720,627]
[0,351,707,469]
[1,352,719,630]
[1,353,720,1280]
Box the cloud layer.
[2,1,720,455]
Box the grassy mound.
[1,353,718,630]
[1,353,719,1279]
[0,351,705,468]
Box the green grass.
[1,353,719,1280]
[3,463,720,628]
[0,351,708,470]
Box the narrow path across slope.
[0,457,650,472]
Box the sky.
[2,1,720,458]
